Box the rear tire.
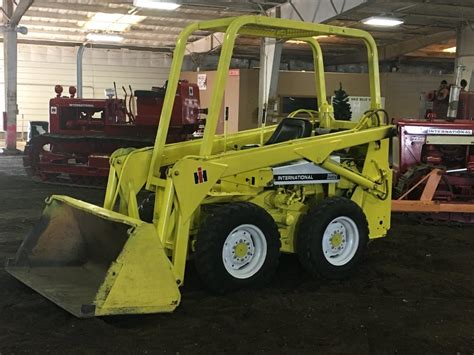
[194,202,280,293]
[297,197,369,279]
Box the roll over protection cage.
[146,15,383,190]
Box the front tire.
[194,202,281,293]
[297,197,369,279]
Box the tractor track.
[23,133,156,188]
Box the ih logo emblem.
[194,167,208,184]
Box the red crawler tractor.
[392,87,474,223]
[24,81,200,186]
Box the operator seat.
[134,90,165,98]
[265,117,312,145]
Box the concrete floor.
[0,140,26,152]
[0,155,473,353]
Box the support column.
[2,0,33,153]
[258,38,282,125]
[456,25,474,90]
[2,0,20,153]
[77,45,85,98]
[3,27,18,152]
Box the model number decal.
[275,173,339,182]
[410,136,425,142]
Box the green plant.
[333,82,352,121]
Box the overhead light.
[86,33,124,43]
[443,46,456,53]
[287,39,306,44]
[287,35,329,44]
[83,13,145,32]
[362,16,404,27]
[133,0,181,10]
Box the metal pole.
[3,25,18,152]
[77,45,85,98]
[2,0,33,153]
[258,37,282,126]
[455,24,474,91]
[447,64,465,120]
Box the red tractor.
[24,81,200,186]
[392,87,474,223]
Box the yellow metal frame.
[145,16,382,184]
[103,16,392,286]
[8,16,393,317]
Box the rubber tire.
[194,202,281,293]
[297,197,369,280]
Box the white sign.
[331,96,385,121]
[197,73,207,90]
[426,128,473,135]
[404,126,474,135]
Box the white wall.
[0,43,172,132]
[381,72,450,120]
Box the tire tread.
[297,197,369,279]
[194,202,280,293]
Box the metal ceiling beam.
[9,0,34,26]
[268,0,368,22]
[21,19,209,37]
[358,7,474,19]
[186,0,370,54]
[23,24,206,41]
[25,10,205,29]
[23,10,88,21]
[330,29,455,65]
[25,31,180,47]
[29,2,246,20]
[159,0,273,12]
[28,6,223,22]
[380,30,454,59]
[9,38,174,52]
[185,33,225,54]
[372,0,474,6]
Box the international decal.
[194,167,208,184]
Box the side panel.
[351,139,392,239]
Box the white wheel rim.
[222,224,267,279]
[322,216,359,266]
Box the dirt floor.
[0,155,473,354]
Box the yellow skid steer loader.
[7,16,394,317]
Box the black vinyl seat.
[265,117,312,145]
[134,89,165,98]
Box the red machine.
[24,81,200,186]
[392,89,474,223]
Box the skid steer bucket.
[5,196,180,318]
